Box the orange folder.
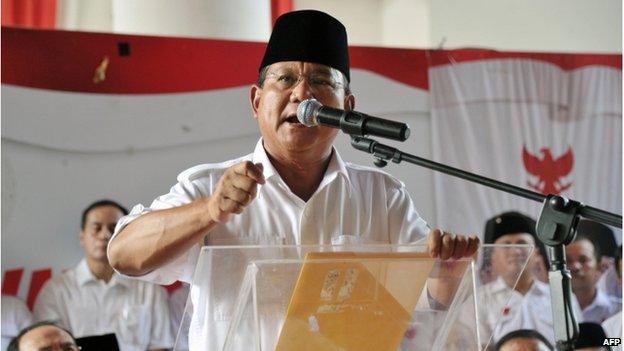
[275,251,435,351]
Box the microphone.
[296,98,410,141]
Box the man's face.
[567,239,601,291]
[18,325,78,351]
[250,61,354,157]
[492,233,537,279]
[499,337,552,351]
[80,205,124,263]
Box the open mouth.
[284,116,300,124]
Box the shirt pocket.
[117,304,151,350]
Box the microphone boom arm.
[350,135,622,351]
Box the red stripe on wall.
[2,268,24,295]
[26,268,52,310]
[428,49,621,70]
[5,27,617,95]
[1,26,430,93]
[2,26,268,94]
[350,46,429,89]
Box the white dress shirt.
[169,284,190,350]
[474,277,584,345]
[1,295,33,350]
[602,311,622,339]
[33,259,174,351]
[109,139,430,350]
[581,288,622,323]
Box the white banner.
[430,58,622,236]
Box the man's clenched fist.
[207,161,265,223]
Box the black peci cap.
[484,211,537,244]
[575,323,609,349]
[259,10,350,81]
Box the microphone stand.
[349,136,622,351]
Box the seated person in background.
[579,220,624,299]
[474,211,582,345]
[602,246,622,340]
[33,200,173,351]
[8,321,78,351]
[494,329,554,351]
[567,224,621,323]
[575,322,613,351]
[2,295,33,351]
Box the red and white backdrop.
[1,26,621,307]
[429,51,622,235]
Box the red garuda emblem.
[522,146,574,195]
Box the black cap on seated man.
[475,211,581,344]
[484,211,548,286]
[574,322,612,351]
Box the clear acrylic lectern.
[173,243,533,351]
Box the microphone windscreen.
[297,98,322,126]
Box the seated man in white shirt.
[602,246,622,342]
[474,211,583,346]
[581,220,622,299]
[107,9,480,351]
[33,200,173,351]
[567,221,622,324]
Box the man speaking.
[108,9,479,349]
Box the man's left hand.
[426,229,480,308]
[427,229,480,260]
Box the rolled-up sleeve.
[108,178,208,285]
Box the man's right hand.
[207,161,265,223]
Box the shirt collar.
[491,277,510,293]
[75,258,131,288]
[587,289,612,310]
[251,138,352,192]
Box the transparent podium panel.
[173,243,533,351]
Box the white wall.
[294,0,384,46]
[57,0,271,40]
[55,0,621,52]
[430,0,622,53]
[56,0,113,32]
[381,0,430,48]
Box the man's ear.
[344,94,355,111]
[250,84,261,120]
[79,230,86,248]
